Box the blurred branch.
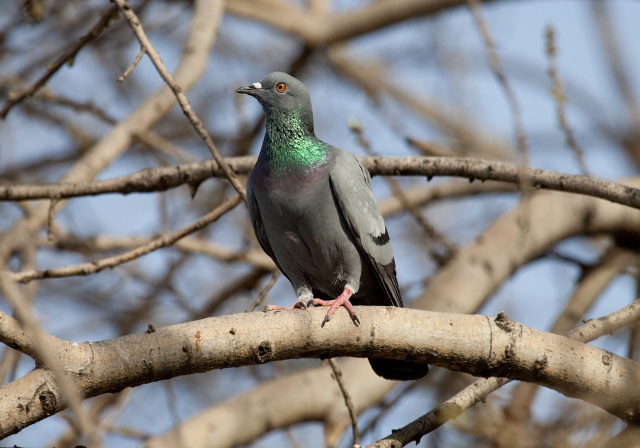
[329,49,510,159]
[417,177,640,314]
[378,181,517,217]
[0,5,119,119]
[545,26,589,176]
[591,1,640,129]
[327,358,360,447]
[227,0,492,47]
[9,195,242,284]
[497,245,639,447]
[349,119,457,265]
[49,235,276,270]
[468,0,528,163]
[3,156,640,212]
[194,267,272,320]
[146,357,393,448]
[2,307,640,439]
[0,0,223,264]
[369,296,640,447]
[246,270,281,312]
[0,272,102,447]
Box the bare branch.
[48,234,276,270]
[0,0,223,264]
[2,307,640,439]
[378,181,517,217]
[368,296,640,447]
[496,246,640,443]
[0,312,36,359]
[327,359,360,447]
[0,272,102,447]
[117,46,146,83]
[329,49,510,159]
[545,25,590,175]
[468,0,528,163]
[113,0,245,201]
[228,0,492,47]
[246,270,281,312]
[417,178,640,314]
[0,6,119,119]
[9,195,242,283]
[3,157,640,212]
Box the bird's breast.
[250,175,362,296]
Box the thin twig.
[49,234,275,270]
[10,195,242,283]
[545,26,590,175]
[113,0,246,201]
[468,0,528,163]
[194,268,270,319]
[0,5,119,119]
[327,359,360,447]
[359,381,422,440]
[246,270,281,312]
[118,46,146,82]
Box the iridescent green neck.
[262,109,328,171]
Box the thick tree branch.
[496,245,639,443]
[0,312,36,359]
[368,297,640,448]
[1,307,639,438]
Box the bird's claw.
[320,311,359,327]
[264,300,307,312]
[309,294,360,328]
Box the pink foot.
[265,300,307,312]
[309,288,360,327]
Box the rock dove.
[236,72,429,381]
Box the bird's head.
[236,72,314,129]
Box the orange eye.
[275,82,287,93]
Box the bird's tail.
[368,358,429,381]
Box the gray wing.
[246,184,288,279]
[328,149,403,308]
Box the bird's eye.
[275,82,287,93]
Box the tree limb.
[9,195,242,284]
[1,307,640,438]
[367,296,640,447]
[2,157,640,212]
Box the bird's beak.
[235,82,263,96]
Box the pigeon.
[236,72,429,381]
